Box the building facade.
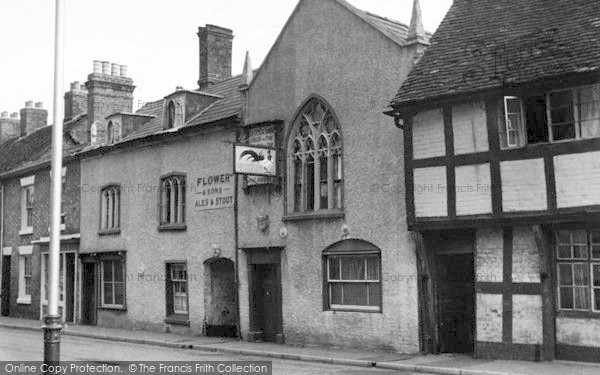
[390,0,600,363]
[236,0,428,352]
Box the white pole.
[44,0,65,365]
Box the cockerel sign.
[234,144,277,177]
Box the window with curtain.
[166,263,188,318]
[288,98,342,214]
[100,185,120,232]
[556,229,600,312]
[159,174,186,229]
[323,239,382,312]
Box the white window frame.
[48,167,67,231]
[326,255,381,312]
[19,176,35,235]
[100,185,121,231]
[159,174,186,226]
[503,96,526,148]
[17,246,33,304]
[100,259,125,309]
[169,263,188,315]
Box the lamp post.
[43,0,65,367]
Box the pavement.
[1,316,599,375]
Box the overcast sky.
[0,0,452,121]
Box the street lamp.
[43,0,65,368]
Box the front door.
[1,256,10,316]
[81,262,96,325]
[251,264,282,342]
[436,253,475,353]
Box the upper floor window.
[167,101,176,129]
[159,174,186,230]
[556,229,600,312]
[498,84,600,148]
[100,185,120,233]
[106,121,121,145]
[19,176,35,235]
[287,98,343,214]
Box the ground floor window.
[100,258,125,308]
[17,255,32,304]
[556,229,600,312]
[166,263,188,318]
[323,239,382,312]
[42,253,65,305]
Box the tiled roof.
[0,121,86,176]
[391,0,600,107]
[123,99,165,141]
[185,74,244,127]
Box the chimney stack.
[64,80,88,122]
[0,110,20,143]
[197,24,234,90]
[20,100,48,136]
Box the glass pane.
[574,287,590,310]
[294,160,302,212]
[560,287,574,309]
[574,264,589,285]
[573,230,587,245]
[306,160,314,211]
[558,264,573,286]
[368,283,381,307]
[592,232,600,259]
[366,257,379,280]
[103,283,113,305]
[593,265,600,287]
[328,258,340,280]
[103,261,113,281]
[342,283,368,306]
[595,289,600,311]
[557,230,571,245]
[550,91,573,109]
[330,283,342,305]
[558,245,572,259]
[574,246,588,259]
[115,282,124,305]
[551,106,574,124]
[114,261,124,282]
[506,97,522,113]
[553,123,575,141]
[341,257,365,280]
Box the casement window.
[17,254,32,304]
[159,174,186,229]
[100,259,125,308]
[556,229,600,312]
[165,263,189,320]
[498,84,600,148]
[288,98,343,214]
[100,185,120,232]
[323,240,382,312]
[19,176,35,235]
[166,101,176,129]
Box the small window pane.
[366,257,379,280]
[558,264,573,286]
[573,230,587,244]
[557,230,571,244]
[343,283,368,306]
[558,245,572,259]
[115,283,124,305]
[330,283,343,305]
[574,287,590,310]
[574,246,588,259]
[574,264,589,285]
[341,257,365,280]
[550,91,573,109]
[595,289,600,311]
[329,258,340,280]
[103,283,113,305]
[103,261,113,280]
[560,287,574,309]
[593,265,600,287]
[114,261,124,282]
[368,283,381,307]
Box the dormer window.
[167,101,176,129]
[498,84,600,148]
[106,121,121,145]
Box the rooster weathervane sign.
[234,144,277,177]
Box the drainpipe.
[233,131,242,341]
[0,183,4,299]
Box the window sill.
[164,315,190,326]
[283,210,345,222]
[17,297,31,305]
[158,223,187,232]
[327,305,382,313]
[556,310,600,319]
[99,305,127,312]
[99,228,121,236]
[19,228,33,236]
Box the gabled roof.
[391,0,600,107]
[186,74,245,127]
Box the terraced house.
[389,0,600,363]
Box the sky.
[0,0,452,121]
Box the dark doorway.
[204,258,237,338]
[1,255,10,316]
[436,252,475,353]
[65,253,76,323]
[81,262,97,325]
[250,263,282,342]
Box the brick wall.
[452,101,488,155]
[412,108,445,159]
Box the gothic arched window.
[287,98,343,213]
